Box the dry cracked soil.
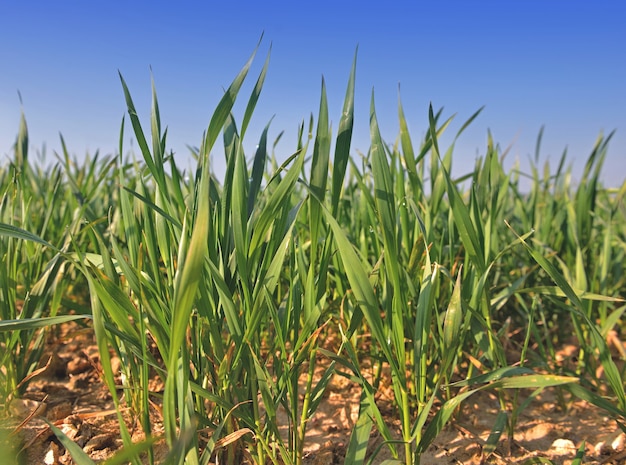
[2,322,625,465]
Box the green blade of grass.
[331,48,357,216]
[118,73,157,177]
[0,314,90,331]
[164,165,210,446]
[249,149,305,254]
[419,373,576,454]
[482,410,507,459]
[442,266,463,366]
[45,420,96,465]
[429,104,485,273]
[344,392,375,465]
[202,43,259,157]
[241,43,270,139]
[309,77,330,251]
[507,221,626,411]
[370,90,400,287]
[247,121,271,217]
[0,222,58,250]
[319,202,401,384]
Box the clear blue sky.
[1,1,625,186]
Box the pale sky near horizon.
[1,1,624,186]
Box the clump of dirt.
[3,322,625,465]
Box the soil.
[2,323,625,465]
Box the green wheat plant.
[0,111,96,409]
[2,43,625,465]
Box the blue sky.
[1,1,625,186]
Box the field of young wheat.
[1,49,625,465]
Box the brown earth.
[2,323,625,465]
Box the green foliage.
[1,45,625,464]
